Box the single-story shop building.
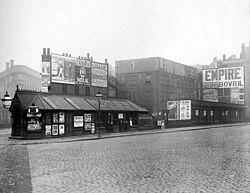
[9,89,148,139]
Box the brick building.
[0,60,41,127]
[115,57,202,116]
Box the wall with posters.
[167,100,191,121]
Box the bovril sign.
[203,67,244,88]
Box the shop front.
[9,89,148,139]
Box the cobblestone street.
[1,125,250,192]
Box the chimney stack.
[6,62,9,70]
[10,60,14,68]
[43,48,46,55]
[223,54,226,61]
[87,53,90,60]
[47,48,50,55]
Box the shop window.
[224,88,230,96]
[195,110,199,116]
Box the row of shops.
[9,89,148,139]
[8,89,246,139]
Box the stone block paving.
[26,125,250,193]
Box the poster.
[45,125,52,135]
[85,123,91,130]
[53,113,58,123]
[59,112,65,123]
[75,66,91,85]
[41,62,50,92]
[167,101,180,120]
[74,116,83,127]
[52,125,58,135]
[59,125,65,135]
[84,114,92,122]
[203,89,218,102]
[51,54,76,84]
[180,100,191,120]
[91,62,108,87]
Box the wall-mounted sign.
[180,100,191,120]
[167,101,180,120]
[203,67,244,88]
[51,54,76,84]
[74,116,83,127]
[52,125,58,135]
[91,62,108,87]
[45,125,51,135]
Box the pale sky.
[0,0,249,73]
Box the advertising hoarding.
[51,54,76,84]
[167,101,180,120]
[203,67,244,88]
[75,58,91,85]
[91,62,108,87]
[203,89,218,102]
[180,100,191,120]
[41,62,50,92]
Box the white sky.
[0,0,249,73]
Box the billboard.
[41,62,50,92]
[203,67,244,88]
[51,54,76,84]
[167,101,180,120]
[75,58,91,85]
[180,100,191,120]
[91,62,108,87]
[203,89,218,102]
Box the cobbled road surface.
[1,125,250,193]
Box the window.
[210,111,214,116]
[225,111,228,116]
[86,87,90,96]
[203,110,207,116]
[145,74,151,84]
[75,85,79,95]
[195,110,199,116]
[224,88,230,96]
[62,84,67,94]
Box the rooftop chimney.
[10,60,14,68]
[6,62,9,70]
[87,53,90,60]
[47,48,50,55]
[43,48,46,55]
[223,54,226,61]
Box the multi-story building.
[0,60,41,127]
[115,57,202,116]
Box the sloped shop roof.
[12,90,148,113]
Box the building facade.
[115,57,202,116]
[0,60,41,127]
[198,43,250,120]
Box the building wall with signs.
[41,48,116,98]
[115,57,202,116]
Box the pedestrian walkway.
[0,122,247,145]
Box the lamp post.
[1,91,12,130]
[245,105,248,125]
[96,92,103,138]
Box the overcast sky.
[0,0,249,73]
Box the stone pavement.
[0,122,247,145]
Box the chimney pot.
[87,53,90,59]
[43,48,46,55]
[47,48,50,55]
[6,62,10,70]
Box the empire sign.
[203,67,244,88]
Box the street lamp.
[245,105,248,125]
[96,92,103,137]
[1,91,12,109]
[1,91,12,131]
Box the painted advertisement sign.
[180,100,191,120]
[203,89,218,102]
[75,58,91,85]
[167,101,180,120]
[203,67,244,88]
[41,62,50,92]
[91,62,108,87]
[51,54,76,84]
